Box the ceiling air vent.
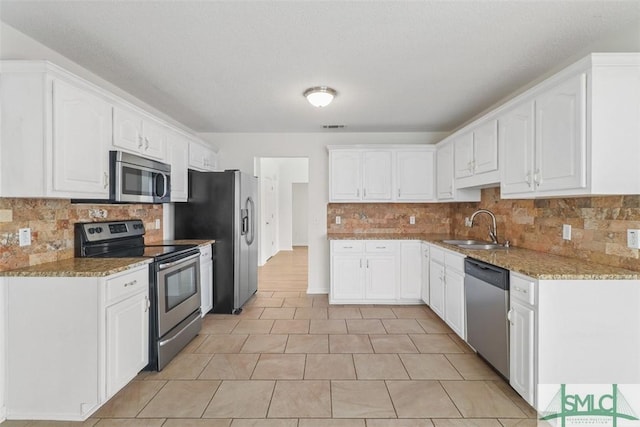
[323,124,345,129]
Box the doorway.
[255,157,309,293]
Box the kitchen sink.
[461,244,507,250]
[441,239,492,245]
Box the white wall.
[292,183,309,246]
[199,132,446,293]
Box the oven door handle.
[158,313,201,347]
[158,253,200,270]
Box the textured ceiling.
[1,1,639,133]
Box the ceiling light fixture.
[304,86,337,108]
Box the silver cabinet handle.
[103,172,109,189]
[145,137,150,150]
[525,171,532,188]
[398,189,401,197]
[375,246,386,249]
[356,189,360,198]
[124,280,137,287]
[360,259,362,268]
[514,286,528,294]
[507,308,514,325]
[144,295,150,312]
[343,246,353,249]
[137,135,144,148]
[363,188,367,198]
[534,169,541,187]
[367,260,370,268]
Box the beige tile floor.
[2,292,537,427]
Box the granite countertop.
[0,258,152,278]
[0,239,214,278]
[327,233,640,280]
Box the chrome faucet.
[470,209,499,244]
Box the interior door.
[260,176,277,265]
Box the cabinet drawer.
[510,273,536,306]
[430,245,445,264]
[199,244,212,259]
[105,267,148,305]
[365,241,397,253]
[445,252,465,273]
[332,240,364,253]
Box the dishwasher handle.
[464,258,509,290]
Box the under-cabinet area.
[328,235,640,410]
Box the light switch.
[335,216,341,225]
[155,219,161,229]
[410,216,415,225]
[562,224,572,241]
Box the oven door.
[156,252,201,337]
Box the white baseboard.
[306,287,329,295]
[0,406,6,423]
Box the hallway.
[258,246,308,293]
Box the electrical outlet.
[335,216,341,225]
[628,229,640,249]
[155,219,161,229]
[19,228,31,246]
[465,217,472,227]
[562,224,572,240]
[409,216,415,225]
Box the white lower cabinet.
[428,245,466,339]
[420,243,430,304]
[6,265,150,421]
[199,244,214,316]
[332,240,433,304]
[400,242,423,300]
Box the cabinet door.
[474,120,499,174]
[189,140,206,170]
[141,118,167,160]
[113,106,142,153]
[167,133,189,202]
[200,259,213,315]
[396,150,435,201]
[421,243,430,304]
[204,150,218,171]
[429,261,445,317]
[362,151,392,201]
[500,101,535,195]
[52,79,110,196]
[330,150,362,201]
[535,73,587,193]
[509,300,536,406]
[106,291,149,398]
[444,269,465,339]
[400,242,422,300]
[365,255,397,300]
[331,255,365,301]
[454,133,474,179]
[436,143,454,200]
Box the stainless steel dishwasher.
[464,258,510,379]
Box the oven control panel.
[77,219,146,242]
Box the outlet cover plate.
[19,228,31,246]
[628,229,640,249]
[562,224,572,240]
[335,216,341,225]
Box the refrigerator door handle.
[240,209,248,235]
[246,196,256,245]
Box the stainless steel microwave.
[110,151,171,203]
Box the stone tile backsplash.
[0,198,163,272]
[327,188,640,272]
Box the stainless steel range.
[75,219,201,371]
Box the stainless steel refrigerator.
[174,170,258,314]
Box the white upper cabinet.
[329,150,362,201]
[51,79,111,197]
[362,151,393,201]
[113,106,167,161]
[1,63,111,199]
[189,140,218,172]
[329,145,436,203]
[396,149,435,201]
[166,130,190,202]
[499,101,535,195]
[534,73,586,193]
[453,120,499,189]
[499,53,640,198]
[436,142,480,202]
